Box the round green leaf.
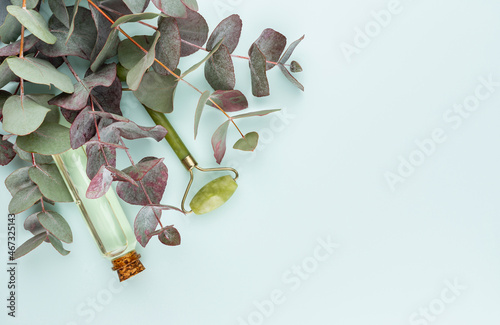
[6,5,56,44]
[233,132,259,151]
[8,185,42,214]
[2,95,50,135]
[37,210,73,243]
[16,122,71,155]
[29,164,72,202]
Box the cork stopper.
[111,250,145,282]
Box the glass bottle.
[52,147,145,281]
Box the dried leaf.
[248,44,269,97]
[29,164,73,202]
[177,8,208,57]
[37,210,73,243]
[279,35,304,65]
[117,157,168,205]
[194,90,210,139]
[233,131,258,151]
[2,95,50,135]
[127,31,160,90]
[6,56,74,93]
[133,70,179,113]
[254,28,286,70]
[278,63,304,91]
[13,232,46,259]
[206,14,242,53]
[204,44,235,91]
[16,122,71,155]
[207,90,248,112]
[7,5,57,44]
[211,120,229,164]
[158,226,180,246]
[153,16,181,75]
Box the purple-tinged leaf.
[207,90,248,112]
[89,111,129,122]
[158,226,181,246]
[117,157,168,205]
[90,76,123,116]
[70,107,97,149]
[86,165,113,199]
[153,16,181,75]
[48,0,70,28]
[233,131,258,151]
[133,70,179,113]
[0,136,15,166]
[50,64,117,111]
[65,0,82,44]
[194,90,210,139]
[121,157,163,181]
[5,166,32,196]
[290,61,303,73]
[13,232,46,260]
[151,0,187,18]
[278,63,304,91]
[177,8,208,57]
[0,90,8,121]
[233,109,280,119]
[24,212,46,236]
[97,0,133,20]
[37,210,73,243]
[126,31,160,91]
[86,142,116,180]
[181,0,197,11]
[0,34,38,56]
[206,14,242,53]
[89,4,118,71]
[38,7,97,61]
[279,35,304,65]
[48,234,70,256]
[107,166,138,184]
[102,121,167,142]
[248,44,269,97]
[134,206,161,247]
[0,60,17,89]
[205,44,235,91]
[9,184,43,214]
[122,0,150,14]
[60,108,81,123]
[254,28,287,70]
[211,120,229,164]
[180,38,223,78]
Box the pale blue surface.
[2,0,500,324]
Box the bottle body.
[53,147,144,281]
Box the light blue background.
[2,0,500,324]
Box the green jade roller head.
[145,107,238,215]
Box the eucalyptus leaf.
[29,164,73,202]
[194,90,210,139]
[0,136,15,166]
[48,0,69,28]
[70,107,97,149]
[180,38,223,78]
[111,12,160,27]
[9,184,42,214]
[206,14,242,53]
[37,210,73,243]
[0,14,21,44]
[122,0,149,14]
[65,0,81,44]
[86,165,137,199]
[13,232,46,260]
[7,5,57,44]
[5,166,32,196]
[13,142,53,164]
[232,109,280,119]
[134,206,160,247]
[86,141,116,180]
[133,70,179,113]
[211,120,229,164]
[153,16,181,75]
[158,226,180,246]
[2,95,50,136]
[48,234,70,255]
[121,157,163,181]
[90,76,123,116]
[0,60,17,89]
[126,31,160,91]
[151,0,187,18]
[204,44,235,91]
[0,34,38,56]
[278,63,304,91]
[118,35,154,69]
[90,28,119,72]
[6,56,74,93]
[207,90,248,112]
[177,9,208,57]
[233,131,258,151]
[279,35,304,65]
[181,0,197,11]
[290,61,302,73]
[24,212,46,236]
[254,28,286,70]
[16,122,71,155]
[248,44,269,97]
[89,4,116,69]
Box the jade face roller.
[145,108,238,215]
